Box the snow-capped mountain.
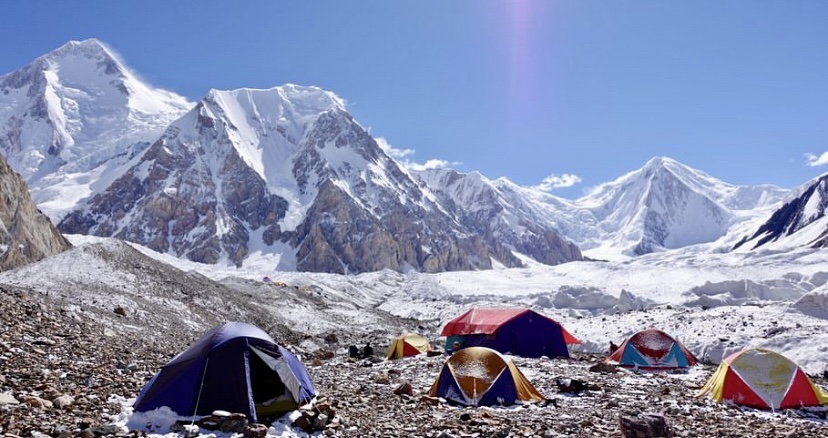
[0,39,192,220]
[576,157,788,256]
[57,85,565,272]
[734,174,828,251]
[0,40,810,273]
[416,157,789,260]
[414,168,582,265]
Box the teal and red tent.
[606,328,698,370]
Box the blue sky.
[2,1,827,198]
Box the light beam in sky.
[503,0,541,122]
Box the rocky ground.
[2,286,828,437]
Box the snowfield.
[42,234,828,377]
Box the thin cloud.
[407,159,456,171]
[533,173,582,192]
[376,137,460,171]
[805,152,828,167]
[376,137,414,159]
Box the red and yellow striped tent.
[697,348,828,409]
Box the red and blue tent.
[606,328,698,370]
[134,322,315,421]
[441,308,580,358]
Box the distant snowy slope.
[414,168,583,265]
[0,39,192,220]
[576,157,787,257]
[734,174,828,251]
[416,158,788,260]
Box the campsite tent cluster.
[132,308,828,423]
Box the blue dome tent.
[134,322,315,422]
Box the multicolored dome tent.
[606,328,698,370]
[697,348,828,409]
[440,308,580,358]
[428,346,544,406]
[385,333,432,360]
[134,322,316,422]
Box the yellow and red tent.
[697,348,828,409]
[385,333,432,360]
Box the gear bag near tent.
[440,308,580,358]
[385,333,432,360]
[605,328,698,370]
[697,348,828,410]
[133,322,316,422]
[428,346,544,407]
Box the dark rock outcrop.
[0,154,71,271]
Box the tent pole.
[190,356,210,425]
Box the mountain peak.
[641,156,688,175]
[51,38,117,59]
[0,40,192,219]
[205,84,346,116]
[34,38,128,80]
[644,156,676,167]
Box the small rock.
[393,381,413,396]
[21,395,53,409]
[374,373,390,384]
[219,414,247,433]
[90,424,123,436]
[313,413,330,430]
[182,424,200,438]
[293,414,313,432]
[53,394,75,409]
[114,306,127,316]
[619,412,672,438]
[589,362,618,373]
[0,392,19,405]
[421,395,441,406]
[244,423,268,438]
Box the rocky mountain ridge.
[54,84,556,273]
[0,154,70,271]
[734,174,828,251]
